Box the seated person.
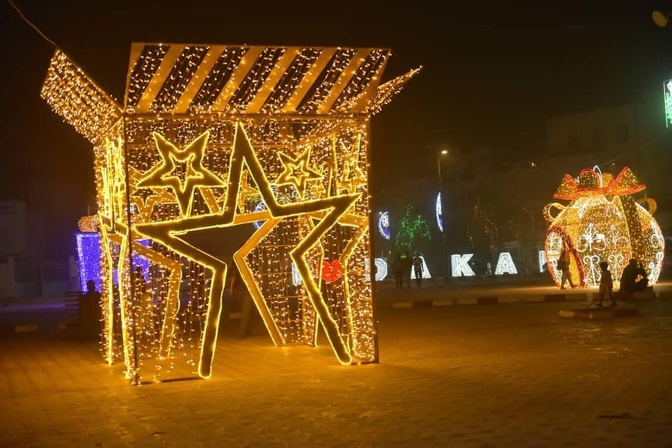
[619,259,648,293]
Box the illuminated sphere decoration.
[378,211,391,240]
[40,43,420,384]
[544,167,664,289]
[77,215,99,233]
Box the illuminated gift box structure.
[544,167,664,289]
[41,44,419,382]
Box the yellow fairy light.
[40,49,122,143]
[275,146,323,199]
[41,43,418,384]
[544,167,665,289]
[129,165,177,222]
[337,135,367,194]
[136,131,224,217]
[77,215,99,232]
[231,172,259,212]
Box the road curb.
[559,307,640,320]
[0,324,39,334]
[391,293,588,309]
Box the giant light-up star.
[136,124,360,376]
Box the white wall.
[0,201,28,257]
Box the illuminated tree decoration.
[394,204,431,253]
[41,44,419,384]
[544,167,664,289]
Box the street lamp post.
[437,148,449,282]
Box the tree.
[393,204,431,254]
[465,198,499,258]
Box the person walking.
[412,252,424,287]
[558,245,576,289]
[597,261,616,307]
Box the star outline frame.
[136,122,362,378]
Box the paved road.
[1,293,671,447]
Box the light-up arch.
[41,43,420,384]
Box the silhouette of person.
[412,252,424,287]
[79,280,101,339]
[597,261,616,307]
[558,244,576,289]
[619,258,648,293]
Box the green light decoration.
[665,79,672,128]
[393,204,431,253]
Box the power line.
[7,0,57,47]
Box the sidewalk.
[376,278,671,308]
[2,299,671,446]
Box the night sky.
[1,0,671,257]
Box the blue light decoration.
[378,211,391,240]
[665,79,672,128]
[75,233,151,292]
[253,201,267,229]
[436,192,443,232]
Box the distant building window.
[615,123,630,143]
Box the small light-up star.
[129,166,176,221]
[275,146,322,199]
[337,136,367,193]
[137,131,224,216]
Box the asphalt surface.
[1,283,672,447]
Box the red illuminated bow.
[553,167,645,200]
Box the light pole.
[437,148,449,282]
